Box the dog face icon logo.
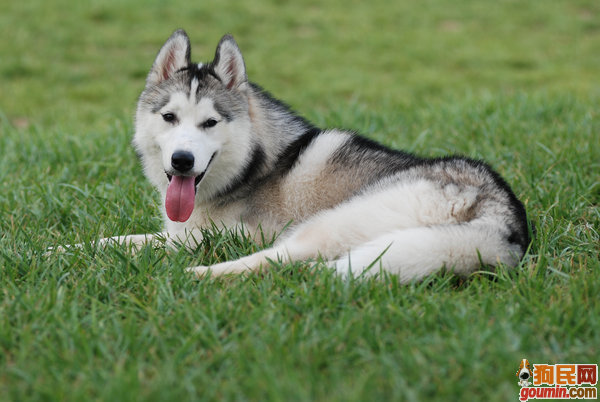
[517,359,533,387]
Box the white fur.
[134,91,253,236]
[156,96,220,176]
[189,77,200,101]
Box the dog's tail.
[331,220,526,282]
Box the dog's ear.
[212,35,247,91]
[147,29,191,86]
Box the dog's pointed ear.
[212,35,247,90]
[147,29,191,86]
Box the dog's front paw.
[43,243,82,257]
[186,259,254,278]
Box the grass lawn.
[1,0,599,400]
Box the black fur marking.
[213,144,266,199]
[237,144,266,186]
[273,127,322,176]
[178,64,221,85]
[330,134,423,178]
[213,127,322,205]
[481,164,531,252]
[507,231,520,245]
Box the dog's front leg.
[107,229,205,252]
[95,233,167,251]
[47,233,167,255]
[187,212,357,278]
[186,244,295,277]
[47,229,206,256]
[186,226,331,277]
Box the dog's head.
[133,30,254,222]
[516,359,532,383]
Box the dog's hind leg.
[330,223,523,283]
[186,207,372,276]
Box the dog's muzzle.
[164,151,217,223]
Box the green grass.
[1,0,599,401]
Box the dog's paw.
[43,243,81,257]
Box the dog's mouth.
[164,153,215,223]
[166,173,204,190]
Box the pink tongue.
[165,176,196,222]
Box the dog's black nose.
[171,151,195,172]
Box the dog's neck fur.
[247,82,318,157]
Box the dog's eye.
[202,118,218,129]
[162,113,177,123]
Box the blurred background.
[1,0,599,132]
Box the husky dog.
[94,29,529,281]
